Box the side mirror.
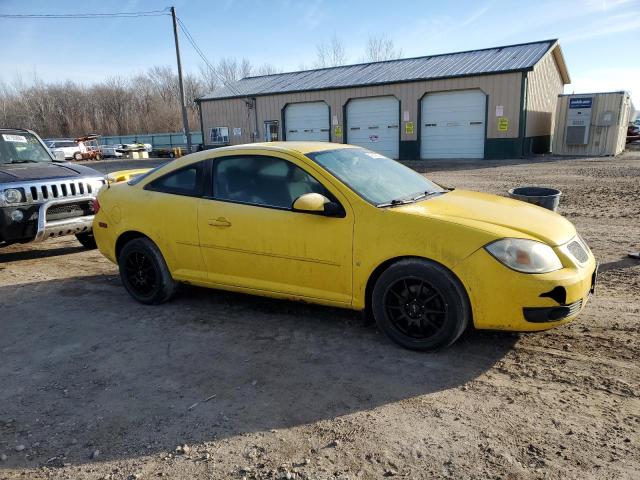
[292,193,343,217]
[53,150,65,161]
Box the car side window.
[146,163,203,197]
[213,155,332,210]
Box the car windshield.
[306,147,445,206]
[0,131,53,164]
[54,141,77,148]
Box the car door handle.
[208,217,231,227]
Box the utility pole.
[171,6,192,153]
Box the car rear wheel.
[73,152,83,161]
[118,237,177,305]
[372,259,470,351]
[75,232,97,249]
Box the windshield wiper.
[377,191,445,208]
[10,159,42,164]
[410,190,447,202]
[376,198,413,208]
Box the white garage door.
[284,102,330,142]
[346,96,399,159]
[421,90,486,159]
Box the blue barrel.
[508,187,562,212]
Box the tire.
[371,259,470,351]
[75,232,97,250]
[73,152,83,161]
[118,237,177,305]
[168,152,175,158]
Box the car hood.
[395,189,576,246]
[0,162,103,183]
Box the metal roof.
[199,39,561,101]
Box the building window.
[210,127,229,145]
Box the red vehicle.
[74,134,103,160]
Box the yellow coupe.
[93,142,597,350]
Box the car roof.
[0,128,32,134]
[212,141,358,155]
[136,142,362,187]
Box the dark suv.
[0,128,106,248]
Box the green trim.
[399,141,419,160]
[485,138,524,159]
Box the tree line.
[0,35,402,139]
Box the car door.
[141,161,207,282]
[197,153,353,305]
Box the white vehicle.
[46,139,83,160]
[100,145,124,158]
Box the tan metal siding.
[526,51,565,138]
[552,92,631,156]
[200,72,522,147]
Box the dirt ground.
[1,151,638,480]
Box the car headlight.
[2,188,23,204]
[576,233,592,254]
[485,238,563,273]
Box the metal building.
[196,39,570,160]
[552,92,632,157]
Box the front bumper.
[453,242,597,332]
[0,195,95,244]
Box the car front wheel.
[118,237,177,305]
[372,258,470,351]
[73,152,83,161]
[75,232,97,249]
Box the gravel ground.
[0,151,638,480]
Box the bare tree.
[315,34,347,68]
[198,64,219,93]
[215,57,253,85]
[0,56,280,139]
[364,34,403,62]
[254,63,281,76]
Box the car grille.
[567,298,583,316]
[24,178,106,203]
[45,201,94,221]
[567,240,589,263]
[523,298,583,323]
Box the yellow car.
[93,142,597,350]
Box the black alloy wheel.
[118,237,177,304]
[372,258,469,351]
[125,250,158,297]
[384,277,448,340]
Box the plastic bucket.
[508,187,562,212]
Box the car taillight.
[92,198,100,214]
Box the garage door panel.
[284,102,330,142]
[346,96,399,159]
[421,90,486,159]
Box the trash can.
[508,187,562,212]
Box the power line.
[0,9,171,19]
[176,16,243,95]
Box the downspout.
[519,71,528,157]
[252,97,259,143]
[197,99,205,150]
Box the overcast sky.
[1,0,639,102]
